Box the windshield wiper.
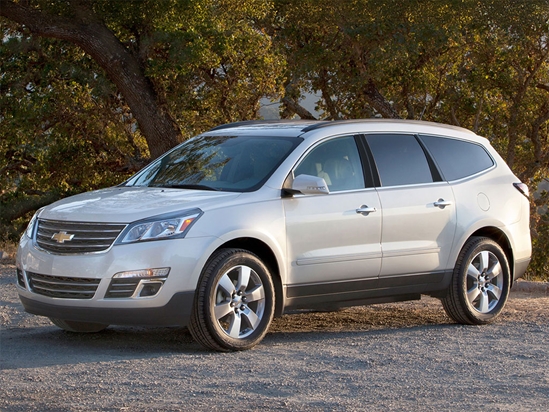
[156,184,221,191]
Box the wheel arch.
[215,237,285,317]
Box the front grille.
[105,278,140,298]
[36,219,126,254]
[27,272,101,299]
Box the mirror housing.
[291,174,330,195]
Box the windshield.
[126,135,302,192]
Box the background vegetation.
[1,0,548,279]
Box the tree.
[0,0,284,237]
[270,0,468,120]
[1,0,180,158]
[443,0,549,176]
[272,0,549,178]
[0,27,148,237]
[1,0,284,158]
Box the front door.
[284,135,382,294]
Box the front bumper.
[19,291,194,326]
[16,234,216,327]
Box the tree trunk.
[280,97,317,120]
[364,79,401,119]
[0,0,181,159]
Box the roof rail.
[209,119,323,132]
[209,119,479,136]
[209,120,266,131]
[300,121,335,132]
[301,119,391,132]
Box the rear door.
[364,133,457,277]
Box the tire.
[189,248,275,351]
[442,236,510,325]
[49,318,108,333]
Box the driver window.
[294,136,365,192]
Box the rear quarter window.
[419,135,494,181]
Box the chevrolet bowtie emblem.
[51,231,75,244]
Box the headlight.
[23,209,42,239]
[117,209,202,244]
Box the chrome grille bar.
[36,219,126,254]
[105,279,140,298]
[27,272,101,299]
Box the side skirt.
[283,270,452,312]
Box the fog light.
[113,267,170,279]
[139,281,163,297]
[108,268,169,299]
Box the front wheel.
[442,237,510,325]
[189,248,275,351]
[49,318,108,333]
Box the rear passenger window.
[420,135,494,181]
[366,134,434,186]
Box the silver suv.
[16,120,532,351]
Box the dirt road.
[1,260,548,411]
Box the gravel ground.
[1,259,548,411]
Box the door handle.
[356,205,377,215]
[434,199,452,209]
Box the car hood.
[39,187,242,223]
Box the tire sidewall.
[457,239,510,323]
[201,250,275,350]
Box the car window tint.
[366,134,433,186]
[127,135,301,192]
[294,136,365,191]
[420,135,494,181]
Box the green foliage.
[88,0,285,134]
[0,0,285,239]
[528,185,549,280]
[135,0,285,133]
[529,220,549,281]
[0,24,147,239]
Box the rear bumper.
[513,258,531,281]
[19,291,195,327]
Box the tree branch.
[1,0,181,158]
[537,83,549,93]
[280,97,317,120]
[364,79,401,119]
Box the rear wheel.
[442,237,510,324]
[49,318,108,333]
[189,248,275,351]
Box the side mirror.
[291,174,330,195]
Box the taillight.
[513,182,529,198]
